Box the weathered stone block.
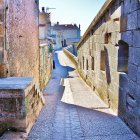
[137,67,140,85]
[108,87,119,111]
[138,10,140,29]
[107,21,120,33]
[133,48,140,65]
[118,88,127,117]
[127,11,138,30]
[121,31,133,47]
[136,85,140,100]
[128,64,138,82]
[0,77,45,135]
[130,0,140,12]
[133,30,140,48]
[129,47,134,64]
[120,15,127,32]
[111,32,117,45]
[128,80,137,96]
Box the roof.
[52,24,79,31]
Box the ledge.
[63,48,78,67]
[0,77,33,89]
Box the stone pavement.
[27,50,139,140]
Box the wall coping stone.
[0,77,33,89]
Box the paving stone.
[27,50,139,140]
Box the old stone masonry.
[0,0,140,139]
[28,50,139,140]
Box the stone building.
[0,0,51,136]
[39,7,51,41]
[77,0,140,136]
[51,22,81,50]
[39,7,53,90]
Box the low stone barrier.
[0,77,45,136]
[63,47,78,68]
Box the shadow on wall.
[118,40,140,135]
[104,47,111,85]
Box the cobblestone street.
[28,50,140,140]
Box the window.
[83,57,84,69]
[86,59,88,70]
[105,33,111,44]
[117,40,129,73]
[91,57,94,70]
[100,50,106,71]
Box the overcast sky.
[39,0,106,35]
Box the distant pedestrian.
[53,60,55,69]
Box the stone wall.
[65,45,77,56]
[77,0,122,110]
[4,0,39,85]
[0,0,8,78]
[77,0,140,136]
[0,0,47,136]
[63,47,78,67]
[119,0,140,136]
[0,77,45,135]
[39,43,53,91]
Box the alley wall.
[77,0,140,136]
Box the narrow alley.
[0,0,140,139]
[27,50,139,140]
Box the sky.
[39,0,106,35]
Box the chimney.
[42,7,45,12]
[79,24,81,29]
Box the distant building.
[51,22,81,50]
[39,7,52,43]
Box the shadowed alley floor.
[28,50,139,140]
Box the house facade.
[51,22,81,50]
